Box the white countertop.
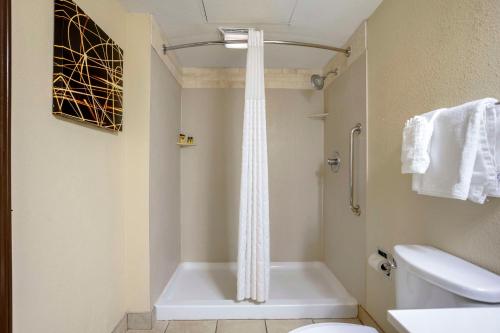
[387,307,500,333]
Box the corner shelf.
[177,143,196,147]
[307,113,328,120]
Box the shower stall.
[156,262,356,320]
[154,34,367,321]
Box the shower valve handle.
[327,157,340,166]
[327,151,341,172]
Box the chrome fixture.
[327,151,341,173]
[310,68,338,90]
[377,248,397,278]
[349,123,362,216]
[163,41,351,56]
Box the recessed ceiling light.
[218,27,249,49]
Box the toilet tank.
[393,245,500,309]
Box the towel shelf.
[177,143,196,147]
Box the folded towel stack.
[401,98,499,204]
[401,110,444,174]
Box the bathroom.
[2,0,500,333]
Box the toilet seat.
[289,323,378,333]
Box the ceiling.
[119,0,382,69]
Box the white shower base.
[155,262,358,320]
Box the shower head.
[310,74,326,90]
[310,68,338,90]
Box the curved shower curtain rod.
[162,40,351,57]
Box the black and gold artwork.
[53,0,124,131]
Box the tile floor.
[127,318,376,333]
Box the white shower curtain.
[237,29,270,303]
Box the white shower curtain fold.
[237,29,270,303]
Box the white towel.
[467,104,498,203]
[401,110,443,174]
[410,98,498,203]
[483,103,500,198]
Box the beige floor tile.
[312,318,361,324]
[166,321,217,333]
[128,313,153,330]
[216,320,266,333]
[128,320,169,333]
[153,321,170,333]
[265,320,313,333]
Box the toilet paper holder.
[377,247,397,278]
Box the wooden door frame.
[0,0,12,331]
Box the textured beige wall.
[12,0,153,331]
[122,13,153,313]
[324,53,367,306]
[181,89,324,262]
[366,0,500,332]
[149,50,182,307]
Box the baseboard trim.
[358,305,384,333]
[111,314,127,333]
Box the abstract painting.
[53,0,124,131]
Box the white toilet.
[291,244,500,333]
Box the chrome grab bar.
[349,123,362,216]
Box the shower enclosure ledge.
[155,262,358,320]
